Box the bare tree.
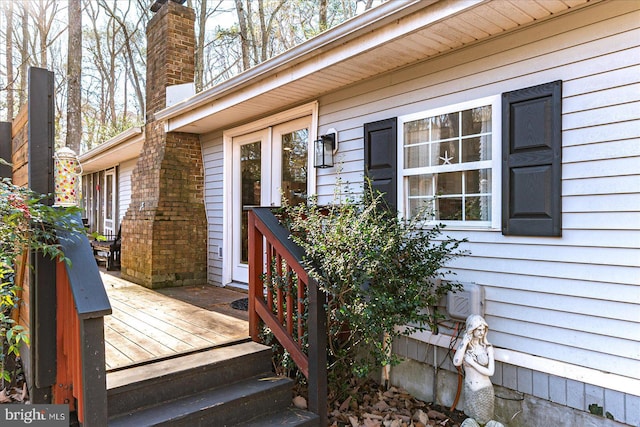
[3,2,14,120]
[29,0,64,68]
[65,0,82,153]
[19,5,29,106]
[234,0,251,71]
[1,0,385,152]
[98,0,145,119]
[188,0,225,92]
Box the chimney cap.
[150,0,186,13]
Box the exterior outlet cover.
[446,283,483,320]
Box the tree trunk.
[65,0,82,153]
[234,0,250,70]
[19,7,28,107]
[195,0,207,92]
[319,0,327,32]
[4,1,14,120]
[258,0,267,62]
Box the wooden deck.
[100,272,249,371]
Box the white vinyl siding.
[201,131,225,286]
[118,158,136,225]
[315,1,640,381]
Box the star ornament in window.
[440,150,454,165]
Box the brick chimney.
[120,0,207,288]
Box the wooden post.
[307,277,328,426]
[0,122,11,178]
[28,66,57,402]
[248,210,262,341]
[79,317,108,426]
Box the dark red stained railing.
[248,208,327,426]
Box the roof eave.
[80,127,144,173]
[154,0,434,122]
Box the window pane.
[466,169,492,194]
[431,113,459,139]
[106,174,113,220]
[408,175,433,196]
[435,140,459,165]
[462,106,491,136]
[436,171,462,195]
[461,136,492,163]
[404,119,429,145]
[282,128,308,206]
[465,196,491,221]
[404,144,431,169]
[241,141,261,264]
[437,197,463,220]
[409,198,434,218]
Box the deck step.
[107,340,320,427]
[237,407,320,427]
[107,340,272,418]
[108,373,293,427]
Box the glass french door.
[231,117,311,284]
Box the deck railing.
[54,213,112,426]
[248,207,327,426]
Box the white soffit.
[159,0,593,134]
[80,127,144,173]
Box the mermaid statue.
[453,314,505,427]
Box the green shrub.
[0,174,80,388]
[282,179,467,399]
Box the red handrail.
[248,208,327,425]
[249,211,310,376]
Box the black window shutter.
[502,80,562,236]
[364,118,397,211]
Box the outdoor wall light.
[314,131,337,168]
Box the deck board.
[101,272,249,371]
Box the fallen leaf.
[20,383,27,402]
[293,395,307,409]
[414,409,428,425]
[364,418,382,427]
[340,396,352,412]
[427,410,447,420]
[374,399,390,411]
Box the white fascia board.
[159,0,486,131]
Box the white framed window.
[398,96,501,228]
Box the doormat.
[231,298,248,311]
